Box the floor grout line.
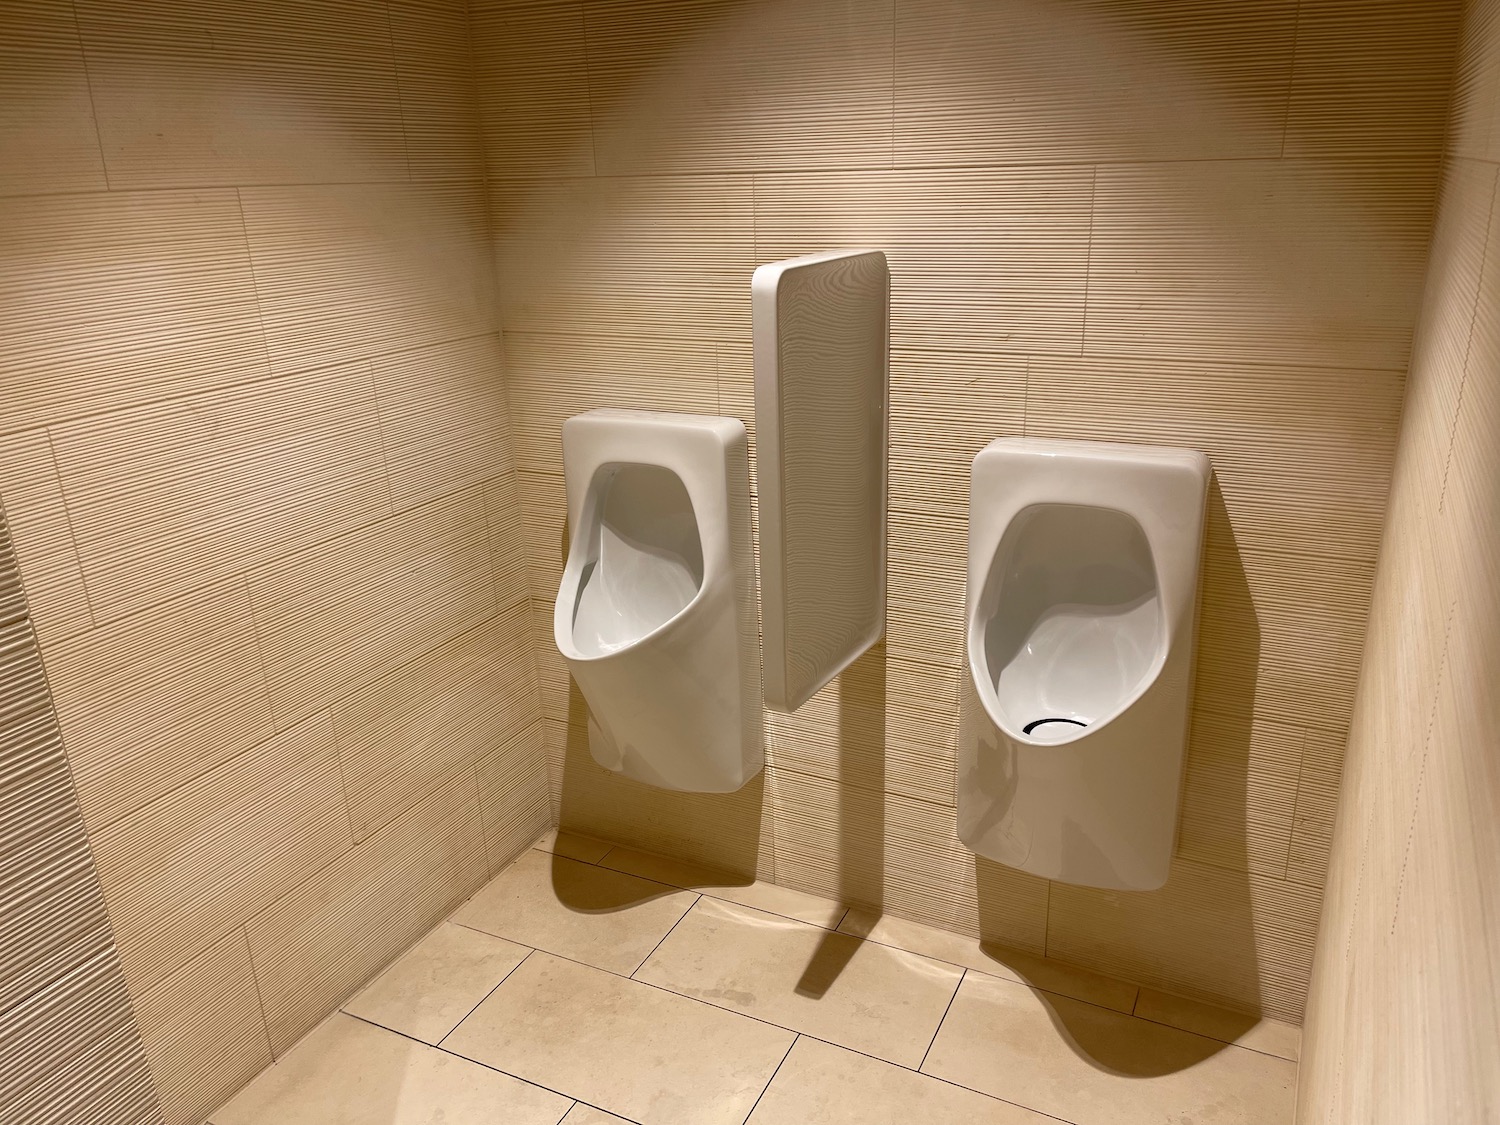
[435,945,537,1049]
[919,968,965,1072]
[740,1034,800,1125]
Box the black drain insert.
[1023,717,1088,735]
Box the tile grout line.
[434,945,538,1049]
[918,968,964,1072]
[628,892,703,979]
[740,1034,800,1125]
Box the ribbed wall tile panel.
[74,0,408,188]
[92,713,353,994]
[244,489,497,727]
[0,1,107,197]
[584,0,894,175]
[50,364,391,624]
[0,509,163,1125]
[0,189,269,433]
[2,4,544,1117]
[894,0,1296,166]
[485,0,1456,1025]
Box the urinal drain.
[1022,717,1088,735]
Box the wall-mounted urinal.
[554,409,761,792]
[957,437,1210,891]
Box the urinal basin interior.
[570,463,704,657]
[979,503,1162,743]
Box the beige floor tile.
[636,898,963,1068]
[444,951,793,1125]
[600,846,847,929]
[748,1036,1053,1125]
[560,1105,636,1124]
[342,923,529,1045]
[210,1013,569,1125]
[839,908,1138,1013]
[922,972,1296,1125]
[1133,988,1302,1062]
[450,850,695,975]
[533,828,613,864]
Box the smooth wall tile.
[246,488,496,727]
[923,972,1297,1125]
[445,951,794,1125]
[213,1013,570,1125]
[451,849,695,975]
[238,181,496,375]
[585,0,894,174]
[133,930,273,1125]
[748,1036,1052,1125]
[343,923,529,1045]
[637,898,964,1068]
[895,0,1294,165]
[51,363,389,624]
[92,713,353,994]
[76,0,407,188]
[44,579,276,831]
[246,772,490,1052]
[0,189,268,432]
[0,0,107,196]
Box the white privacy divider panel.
[752,249,889,712]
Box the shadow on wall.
[971,478,1262,1074]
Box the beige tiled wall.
[474,0,1463,1023]
[0,3,544,1123]
[1299,0,1500,1118]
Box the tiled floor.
[209,830,1300,1125]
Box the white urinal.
[554,409,762,792]
[957,437,1210,891]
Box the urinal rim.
[554,458,717,665]
[966,499,1171,748]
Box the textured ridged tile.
[0,1013,163,1125]
[238,181,495,375]
[1134,987,1301,1061]
[476,722,552,872]
[766,767,1050,954]
[639,898,963,1067]
[0,189,267,432]
[600,845,847,928]
[585,0,893,174]
[493,175,753,338]
[1283,0,1463,157]
[895,0,1294,166]
[0,0,107,196]
[470,0,595,177]
[504,331,719,474]
[1287,726,1348,887]
[213,1013,570,1125]
[0,432,92,644]
[51,364,389,624]
[75,0,406,188]
[245,489,495,727]
[343,922,529,1045]
[390,0,485,180]
[923,972,1296,1125]
[452,849,695,974]
[838,908,1139,1014]
[755,167,1092,357]
[333,609,536,840]
[246,771,489,1053]
[445,951,794,1125]
[748,1036,1052,1125]
[481,470,531,608]
[1046,857,1321,1022]
[1450,0,1500,161]
[1084,159,1438,370]
[371,334,512,512]
[133,931,272,1125]
[92,713,353,994]
[44,580,276,831]
[1176,707,1304,876]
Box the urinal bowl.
[957,438,1210,891]
[554,409,762,793]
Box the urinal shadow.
[972,476,1268,1076]
[796,642,886,999]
